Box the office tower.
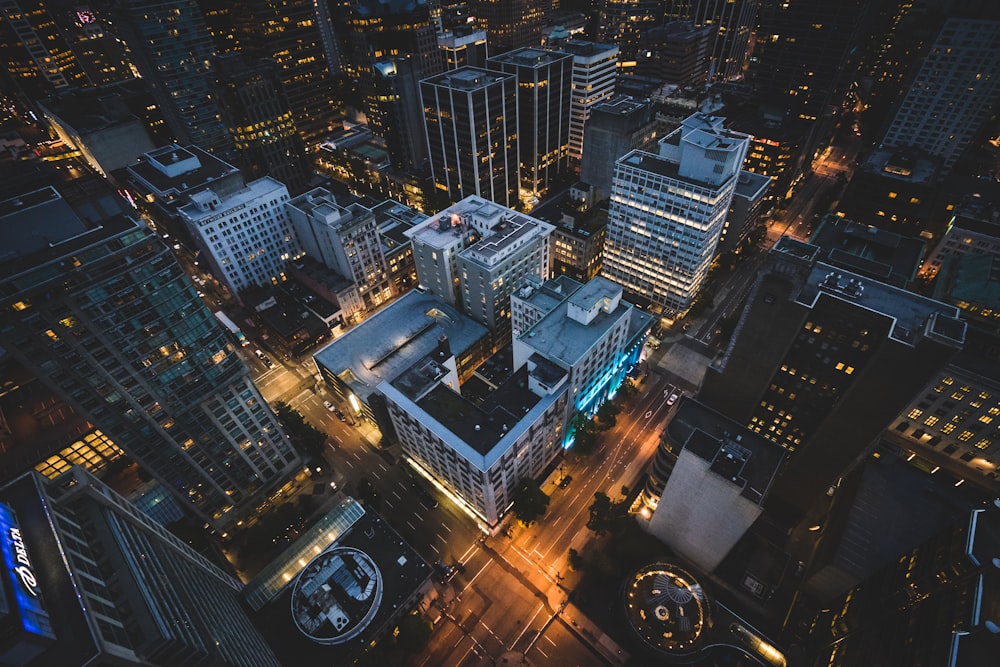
[177,174,301,299]
[637,397,785,573]
[513,275,653,426]
[0,1,91,99]
[472,0,546,53]
[885,354,1000,493]
[339,0,443,82]
[457,202,555,344]
[287,187,394,311]
[487,48,574,201]
[598,0,664,69]
[368,56,429,172]
[0,467,282,666]
[215,53,311,196]
[878,17,1000,175]
[718,169,770,254]
[439,27,489,70]
[602,112,751,315]
[809,501,1000,666]
[372,198,427,294]
[748,0,867,123]
[664,0,758,81]
[580,95,659,201]
[548,38,619,168]
[420,67,519,208]
[100,0,232,155]
[0,187,302,529]
[700,237,966,521]
[234,0,339,145]
[637,21,713,87]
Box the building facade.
[0,468,283,665]
[602,112,750,315]
[420,67,519,208]
[286,187,394,312]
[178,175,300,298]
[579,95,659,201]
[487,48,574,202]
[0,187,301,529]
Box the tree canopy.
[511,477,549,525]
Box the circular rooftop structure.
[290,546,383,645]
[624,562,710,659]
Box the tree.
[596,400,620,429]
[571,412,598,455]
[273,401,327,462]
[587,491,628,535]
[395,612,433,653]
[617,380,639,403]
[568,548,586,571]
[511,477,549,526]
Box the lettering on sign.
[9,527,39,597]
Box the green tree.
[571,412,598,455]
[617,380,639,403]
[587,491,627,535]
[511,477,550,526]
[273,401,327,462]
[596,400,620,429]
[395,612,433,653]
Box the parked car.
[323,400,335,412]
[667,393,680,406]
[558,475,573,489]
[335,409,348,422]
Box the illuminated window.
[888,192,897,199]
[951,392,966,401]
[979,415,992,424]
[924,416,939,427]
[974,439,991,451]
[908,408,923,419]
[941,423,956,434]
[958,431,974,442]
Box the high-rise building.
[214,52,311,195]
[368,56,430,172]
[472,0,546,53]
[547,38,618,168]
[579,95,659,201]
[601,112,751,315]
[234,0,339,145]
[700,237,966,521]
[0,1,94,98]
[597,0,664,70]
[0,467,283,666]
[664,0,758,81]
[287,187,394,311]
[0,187,302,529]
[637,21,713,87]
[809,500,1000,666]
[878,17,1000,175]
[338,0,443,82]
[487,48,574,202]
[103,0,233,155]
[439,27,489,70]
[420,67,519,208]
[177,172,301,299]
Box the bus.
[214,311,249,346]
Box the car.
[667,393,680,406]
[323,400,335,412]
[254,349,266,359]
[335,410,347,422]
[558,475,573,489]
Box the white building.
[551,39,619,166]
[602,112,750,315]
[177,175,299,297]
[380,357,568,528]
[513,276,652,425]
[286,187,393,312]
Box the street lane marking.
[536,647,549,659]
[441,523,452,533]
[407,520,416,531]
[429,543,439,554]
[333,435,342,443]
[545,636,557,647]
[436,533,445,543]
[343,459,354,468]
[459,543,478,564]
[510,603,545,648]
[392,491,402,500]
[458,560,491,596]
[377,462,388,472]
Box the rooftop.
[516,276,583,316]
[808,214,925,287]
[617,148,733,192]
[487,47,573,69]
[461,215,553,268]
[406,196,517,249]
[666,398,785,505]
[519,277,633,367]
[313,291,488,404]
[422,67,514,91]
[127,144,237,196]
[178,176,287,224]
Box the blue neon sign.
[0,503,55,639]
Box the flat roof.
[487,47,573,68]
[422,67,514,91]
[666,398,785,504]
[809,214,925,286]
[617,148,733,191]
[517,275,583,315]
[127,145,237,196]
[178,176,286,223]
[462,215,553,268]
[520,277,633,367]
[313,291,488,403]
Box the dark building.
[580,95,660,201]
[215,52,311,195]
[338,0,443,82]
[472,0,547,53]
[530,185,608,282]
[808,500,1000,666]
[234,0,340,145]
[806,213,926,289]
[420,67,519,208]
[368,56,430,172]
[637,21,713,87]
[598,0,664,70]
[725,103,810,210]
[0,467,282,666]
[673,0,758,81]
[101,0,233,155]
[0,186,301,529]
[439,26,489,70]
[486,47,574,201]
[701,237,966,523]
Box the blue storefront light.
[0,503,56,639]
